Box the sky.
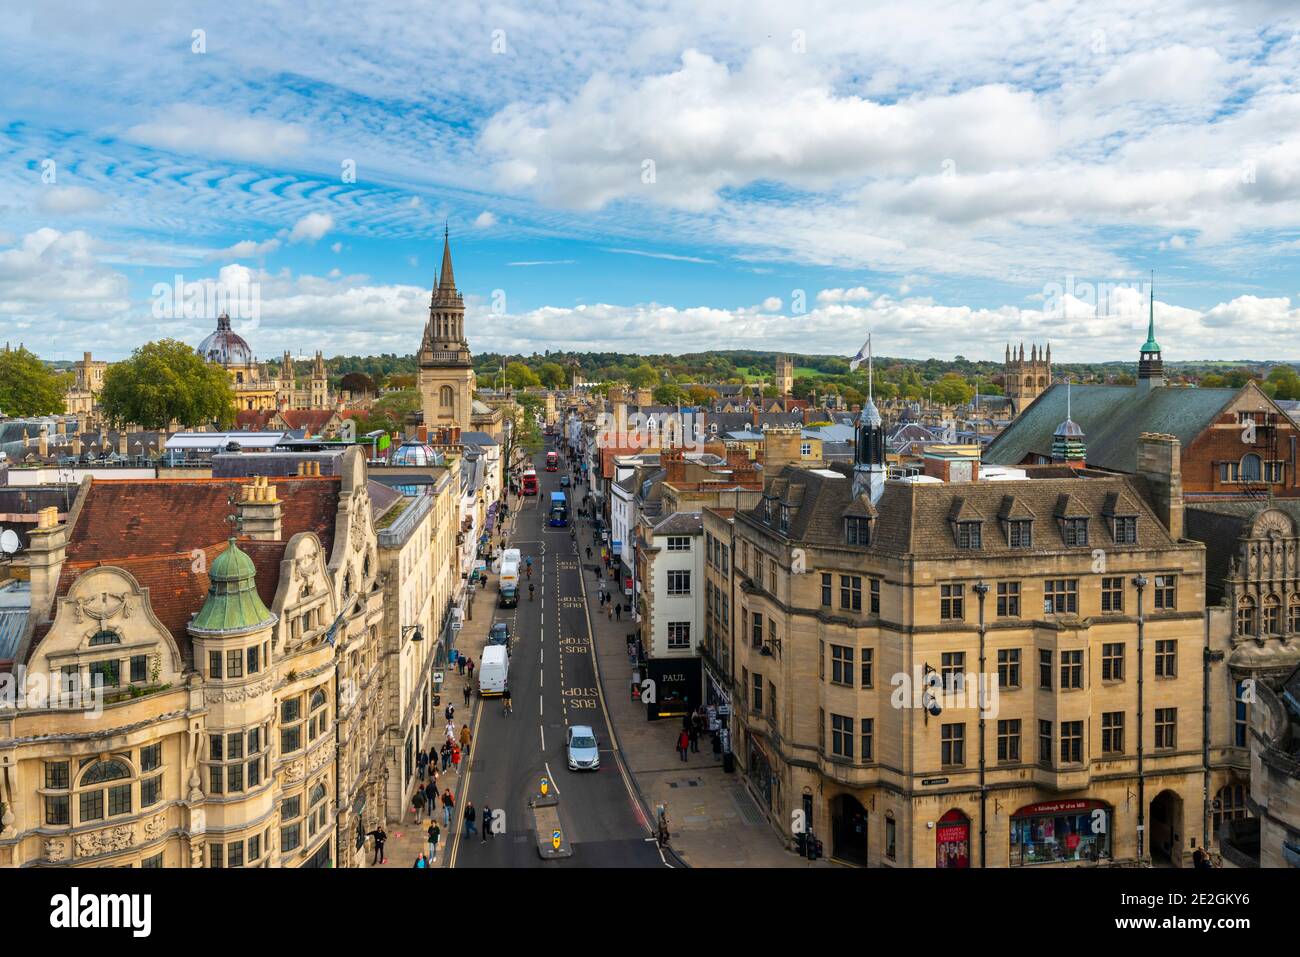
[5,0,1300,364]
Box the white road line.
[544,761,561,794]
[540,725,545,750]
[539,694,543,716]
[539,670,543,687]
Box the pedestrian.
[689,723,700,753]
[677,728,690,762]
[607,604,613,620]
[417,748,428,780]
[451,743,461,773]
[445,702,455,723]
[464,801,477,837]
[459,723,472,755]
[428,821,441,862]
[467,659,475,682]
[425,778,438,809]
[615,603,622,621]
[445,720,455,742]
[481,805,492,842]
[367,826,387,865]
[442,788,455,827]
[463,684,471,707]
[415,853,428,868]
[457,656,465,676]
[586,545,592,559]
[412,785,427,820]
[440,740,451,772]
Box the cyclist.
[502,686,513,715]
[526,564,532,580]
[526,555,533,569]
[528,583,535,601]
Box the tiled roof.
[653,511,703,536]
[277,409,339,433]
[984,382,1239,473]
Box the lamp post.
[972,580,989,868]
[1132,574,1148,861]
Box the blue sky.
[5,0,1300,363]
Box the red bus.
[545,451,558,472]
[522,469,538,495]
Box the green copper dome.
[190,539,276,636]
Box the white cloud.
[208,238,282,259]
[761,296,782,311]
[331,242,343,253]
[817,287,874,303]
[124,104,309,162]
[473,210,497,228]
[605,247,713,263]
[34,185,108,214]
[288,213,333,244]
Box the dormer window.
[845,517,871,546]
[763,499,773,524]
[1008,520,1032,548]
[1112,516,1137,544]
[955,521,982,549]
[1061,518,1088,547]
[779,505,790,534]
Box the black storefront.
[643,656,702,721]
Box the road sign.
[540,777,549,796]
[551,830,562,851]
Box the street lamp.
[1132,574,1148,861]
[402,625,424,643]
[972,581,989,869]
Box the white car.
[566,725,600,771]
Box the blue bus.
[548,491,569,527]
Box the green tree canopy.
[339,371,376,395]
[0,347,70,417]
[504,361,541,389]
[1266,366,1300,400]
[686,385,719,406]
[931,373,974,406]
[626,363,659,389]
[653,383,686,405]
[99,339,235,429]
[537,362,567,389]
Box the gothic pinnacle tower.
[418,229,477,433]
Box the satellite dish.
[0,529,20,555]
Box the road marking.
[544,761,560,794]
[447,689,485,869]
[540,725,545,750]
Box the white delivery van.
[499,561,519,591]
[499,548,521,572]
[478,645,509,697]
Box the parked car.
[566,725,600,771]
[559,475,571,487]
[498,585,518,608]
[488,622,511,654]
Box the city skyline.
[5,1,1300,362]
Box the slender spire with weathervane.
[1137,269,1164,390]
[850,334,886,504]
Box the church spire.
[1137,270,1164,390]
[438,224,456,291]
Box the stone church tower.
[1004,342,1051,415]
[775,355,794,396]
[419,230,476,434]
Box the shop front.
[643,656,700,720]
[1010,799,1110,865]
[935,808,970,868]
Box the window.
[281,696,303,754]
[996,581,1020,617]
[840,576,862,612]
[830,714,853,759]
[941,652,966,692]
[955,521,981,549]
[997,648,1020,689]
[1213,784,1248,833]
[1044,579,1078,614]
[88,659,120,688]
[210,843,224,868]
[248,834,261,863]
[1265,595,1282,634]
[228,842,245,868]
[1062,518,1088,546]
[1101,577,1123,612]
[845,517,870,546]
[860,718,874,762]
[751,673,763,712]
[1060,721,1083,763]
[666,536,691,551]
[1154,640,1177,678]
[886,816,897,860]
[667,622,691,649]
[78,759,132,824]
[1008,520,1032,548]
[308,689,328,741]
[247,644,260,675]
[1241,453,1261,482]
[226,649,243,679]
[1235,680,1249,747]
[666,570,691,595]
[821,573,832,607]
[940,583,964,621]
[1112,516,1137,544]
[751,611,763,649]
[1102,712,1125,754]
[1102,643,1125,681]
[281,822,302,853]
[1154,575,1176,610]
[307,783,327,837]
[941,723,965,767]
[830,645,854,686]
[45,761,70,825]
[130,655,148,683]
[142,853,164,869]
[997,719,1021,763]
[869,578,880,614]
[779,506,790,534]
[1154,708,1177,749]
[801,442,812,457]
[1038,720,1053,765]
[1236,596,1256,636]
[88,629,120,646]
[1039,649,1052,689]
[1060,650,1083,689]
[860,648,874,689]
[762,499,772,524]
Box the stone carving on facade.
[203,676,274,704]
[283,759,305,784]
[43,837,68,862]
[187,766,204,802]
[350,497,368,551]
[75,824,135,858]
[190,840,204,868]
[308,743,331,773]
[143,811,168,841]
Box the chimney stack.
[238,475,283,540]
[27,506,68,622]
[1136,433,1183,540]
[38,427,49,458]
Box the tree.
[0,347,70,417]
[504,361,540,389]
[653,383,686,405]
[1266,365,1300,400]
[538,362,566,389]
[386,373,417,390]
[339,371,376,396]
[99,339,234,429]
[931,373,974,406]
[626,363,659,389]
[686,385,719,406]
[1200,373,1227,389]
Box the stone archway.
[831,794,870,866]
[1149,790,1184,867]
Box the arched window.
[1037,376,1047,388]
[236,371,244,384]
[308,688,329,741]
[1241,453,1262,482]
[440,385,454,408]
[1236,596,1256,636]
[77,759,133,823]
[88,630,121,646]
[1289,596,1300,634]
[1264,594,1282,634]
[307,781,329,838]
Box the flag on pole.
[849,335,871,372]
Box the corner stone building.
[727,460,1217,867]
[0,448,386,868]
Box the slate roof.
[742,462,1176,558]
[652,512,703,536]
[1185,499,1300,601]
[984,382,1239,473]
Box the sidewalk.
[575,512,826,869]
[371,501,519,869]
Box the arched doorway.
[1149,790,1184,867]
[831,795,870,866]
[936,808,970,868]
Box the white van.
[478,645,509,697]
[499,561,519,591]
[499,548,521,572]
